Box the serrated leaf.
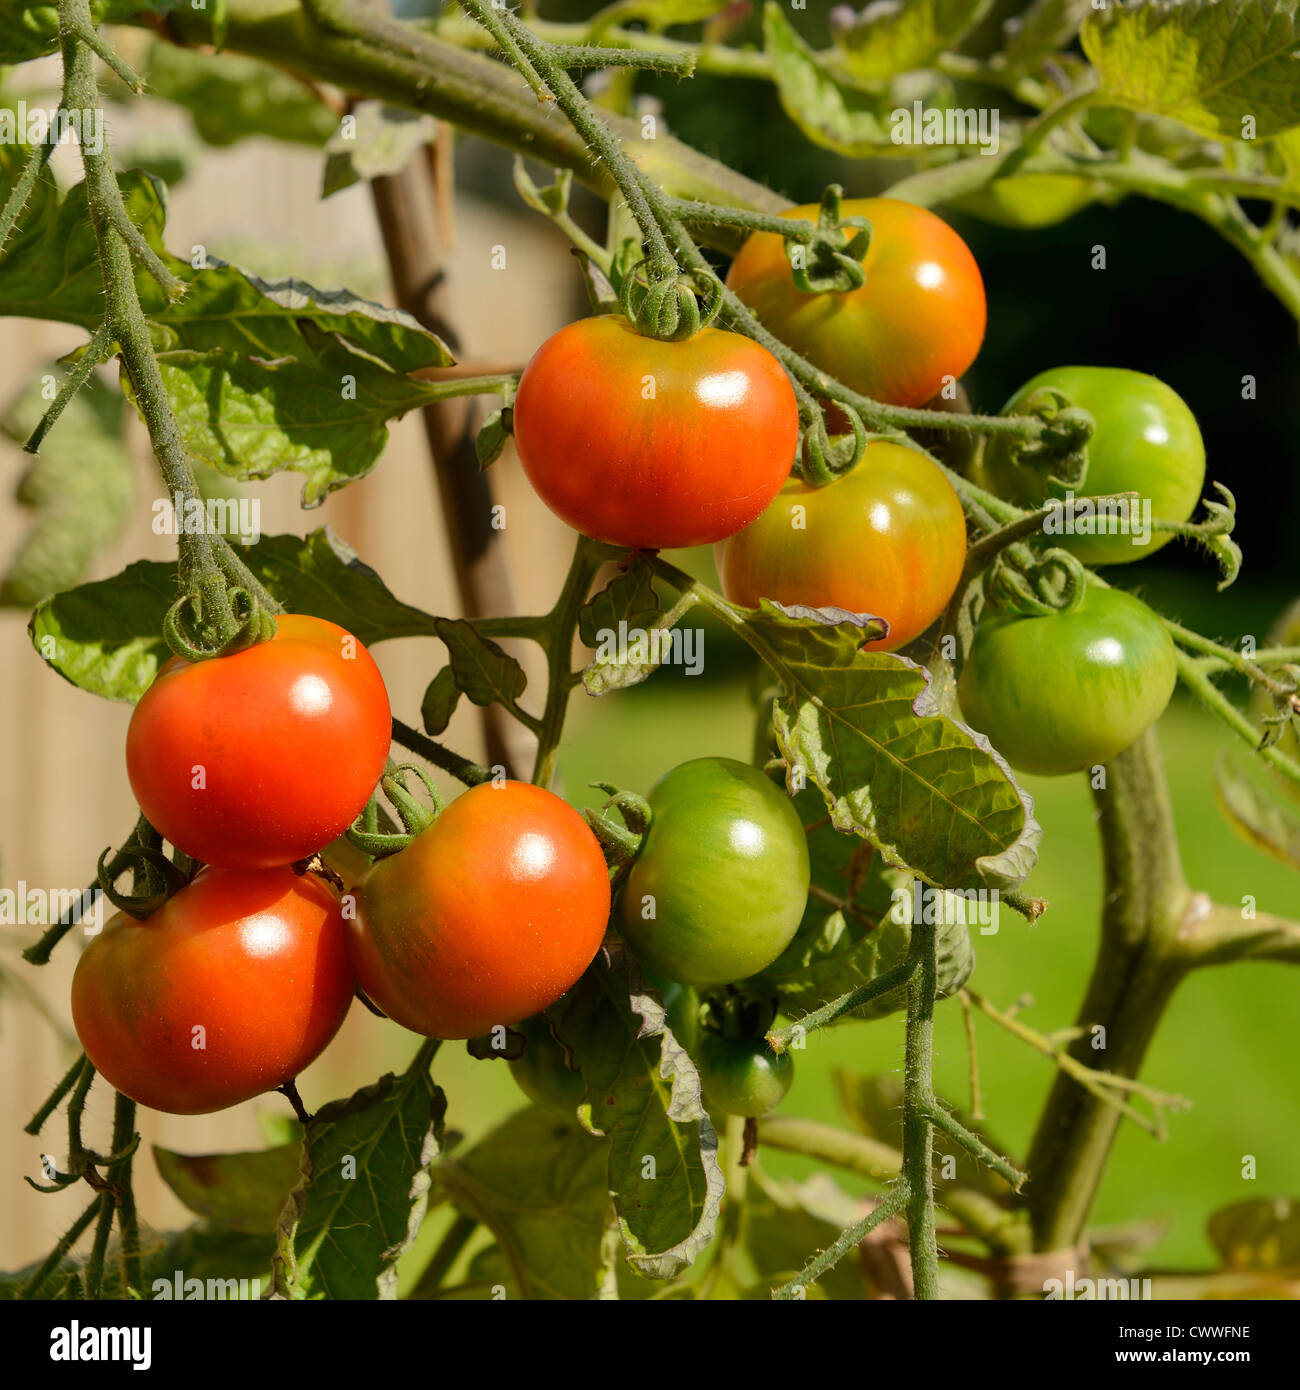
[578,556,661,648]
[546,946,724,1280]
[271,1064,445,1300]
[144,40,339,148]
[1208,1196,1300,1270]
[29,526,440,702]
[421,665,461,736]
[834,0,995,84]
[435,616,528,712]
[749,787,976,1019]
[748,601,1040,891]
[153,1143,302,1234]
[0,366,134,606]
[435,1108,634,1299]
[1082,0,1300,142]
[999,0,1092,73]
[323,101,437,198]
[764,3,908,156]
[141,330,442,506]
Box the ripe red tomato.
[71,867,354,1114]
[347,781,611,1039]
[126,614,391,870]
[715,440,967,651]
[726,197,986,407]
[512,315,799,549]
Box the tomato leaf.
[545,945,725,1281]
[832,0,995,84]
[434,617,529,715]
[578,555,661,649]
[1208,1196,1300,1270]
[271,1064,446,1300]
[1214,747,1300,872]
[744,1170,871,1299]
[0,0,178,64]
[434,1106,656,1300]
[747,601,1040,891]
[153,1143,302,1234]
[998,0,1092,74]
[29,527,441,703]
[0,366,134,607]
[749,788,976,1019]
[323,101,437,197]
[1082,0,1300,142]
[144,40,339,149]
[420,665,462,736]
[763,3,913,157]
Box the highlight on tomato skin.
[70,867,356,1116]
[512,315,800,550]
[125,613,392,872]
[715,440,967,652]
[726,196,987,409]
[346,780,612,1041]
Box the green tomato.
[983,366,1206,567]
[646,971,702,1052]
[508,1012,585,1113]
[949,173,1097,229]
[696,1034,794,1118]
[621,757,810,987]
[957,587,1177,777]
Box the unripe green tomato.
[620,758,810,987]
[957,586,1177,777]
[647,972,702,1053]
[949,173,1096,229]
[983,366,1205,567]
[508,1013,585,1112]
[696,1033,794,1118]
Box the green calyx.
[985,547,1090,620]
[798,399,868,484]
[346,763,446,859]
[617,257,723,342]
[162,579,279,663]
[1001,387,1095,494]
[786,184,871,296]
[584,783,652,884]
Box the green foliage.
[28,527,441,702]
[0,0,176,64]
[1082,0,1300,141]
[323,101,437,197]
[0,367,133,606]
[153,1143,301,1234]
[832,0,995,84]
[271,1062,446,1300]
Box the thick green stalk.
[902,915,940,1299]
[1024,730,1192,1250]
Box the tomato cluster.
[77,614,391,1114]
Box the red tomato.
[512,315,799,549]
[715,440,967,651]
[726,197,986,408]
[347,781,611,1039]
[126,614,391,870]
[71,867,354,1114]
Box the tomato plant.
[7,0,1300,1323]
[715,440,967,651]
[958,587,1178,777]
[126,614,391,870]
[347,781,611,1039]
[726,197,986,408]
[70,867,354,1115]
[696,1033,794,1119]
[513,315,799,549]
[620,757,810,986]
[983,367,1206,567]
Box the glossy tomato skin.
[512,316,799,550]
[715,440,966,651]
[726,197,986,408]
[348,782,611,1040]
[983,367,1205,567]
[957,587,1177,777]
[126,614,391,870]
[508,1012,586,1112]
[697,1034,793,1118]
[621,758,810,987]
[71,867,354,1115]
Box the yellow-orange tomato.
[346,782,611,1039]
[726,197,986,408]
[715,441,966,652]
